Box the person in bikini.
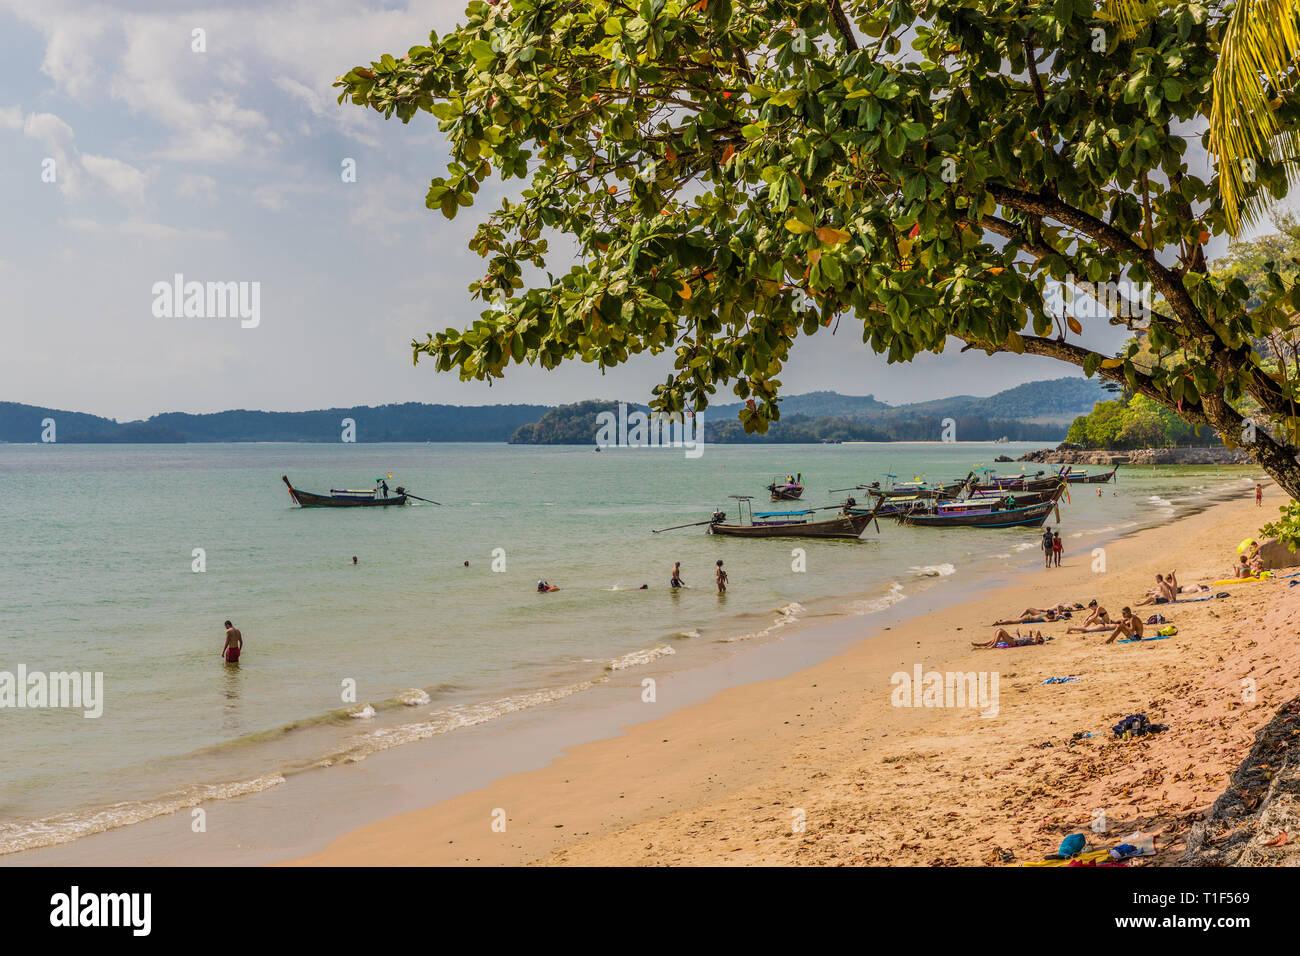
[1052,531,1063,567]
[972,628,1044,649]
[993,608,1061,625]
[1104,607,1144,644]
[715,559,728,594]
[1068,600,1112,632]
[222,620,243,663]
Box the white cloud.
[81,153,148,205]
[176,173,217,201]
[0,104,22,130]
[60,217,227,241]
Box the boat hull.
[710,513,874,539]
[898,501,1056,528]
[283,475,407,508]
[1066,467,1119,484]
[767,484,805,501]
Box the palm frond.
[1211,0,1300,234]
[1098,0,1160,39]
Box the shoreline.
[4,478,1275,866]
[281,486,1288,866]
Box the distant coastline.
[1,377,1102,445]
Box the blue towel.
[1117,635,1170,643]
[1042,676,1080,684]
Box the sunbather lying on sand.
[992,601,1083,625]
[1066,623,1113,634]
[972,628,1045,649]
[993,608,1064,625]
[1104,607,1144,644]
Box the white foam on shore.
[0,774,287,856]
[1012,542,1037,552]
[845,582,907,615]
[398,689,431,707]
[607,644,677,670]
[720,602,806,642]
[908,563,955,577]
[349,704,376,719]
[326,678,609,766]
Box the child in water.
[715,560,728,594]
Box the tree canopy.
[336,0,1300,497]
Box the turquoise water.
[0,441,1256,852]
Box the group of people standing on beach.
[1042,527,1063,569]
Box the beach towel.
[1042,676,1080,684]
[1210,572,1273,586]
[1117,634,1170,643]
[1011,849,1115,868]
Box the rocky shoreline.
[1181,694,1300,866]
[1018,445,1252,466]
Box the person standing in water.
[1041,528,1054,570]
[715,560,728,594]
[670,562,685,589]
[1052,531,1063,567]
[222,620,243,663]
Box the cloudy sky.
[0,0,1240,421]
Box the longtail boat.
[969,472,1067,494]
[282,475,408,508]
[705,496,879,539]
[766,473,805,501]
[897,497,1059,529]
[848,472,973,500]
[1063,466,1119,484]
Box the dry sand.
[287,491,1296,866]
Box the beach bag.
[1145,613,1167,625]
[1058,833,1087,858]
[1157,624,1177,637]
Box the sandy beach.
[284,487,1296,866]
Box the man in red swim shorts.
[222,620,243,663]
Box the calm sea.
[0,441,1255,852]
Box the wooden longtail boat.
[766,474,805,501]
[856,484,1062,519]
[282,475,408,508]
[897,498,1058,529]
[970,473,1067,494]
[709,496,879,539]
[1064,466,1119,484]
[857,472,974,500]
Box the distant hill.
[0,378,1104,444]
[509,378,1105,444]
[0,401,548,443]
